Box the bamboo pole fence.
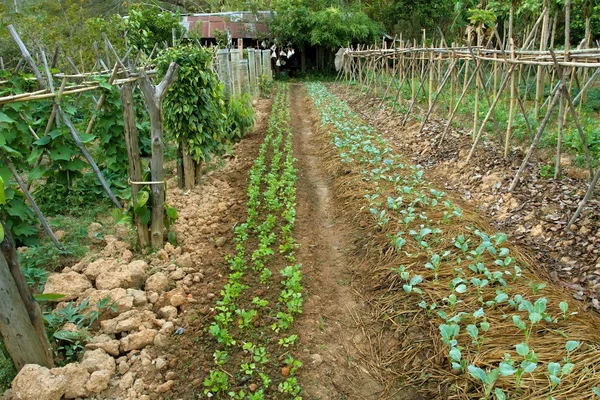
[337,30,600,231]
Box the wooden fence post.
[120,82,150,248]
[138,63,179,249]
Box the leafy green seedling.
[468,365,499,400]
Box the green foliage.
[125,4,185,53]
[226,94,255,142]
[269,0,382,50]
[308,6,382,49]
[214,28,230,48]
[43,296,116,365]
[0,339,16,394]
[158,44,228,162]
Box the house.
[182,12,270,47]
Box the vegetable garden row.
[204,83,304,399]
[306,82,600,399]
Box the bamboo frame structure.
[338,29,600,231]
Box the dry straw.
[305,84,600,399]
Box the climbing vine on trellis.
[157,44,227,162]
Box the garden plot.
[306,82,600,399]
[203,83,304,399]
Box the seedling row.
[306,82,600,400]
[204,83,303,399]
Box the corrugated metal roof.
[182,11,271,39]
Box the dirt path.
[290,84,387,399]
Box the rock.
[81,349,116,374]
[169,268,186,281]
[119,371,135,390]
[85,335,121,357]
[481,171,504,191]
[88,222,104,243]
[101,310,155,334]
[120,329,158,352]
[54,230,66,241]
[154,333,169,348]
[165,371,177,381]
[169,288,187,307]
[121,249,134,263]
[158,306,177,320]
[127,289,148,306]
[531,224,544,237]
[43,272,92,301]
[50,363,90,399]
[160,322,175,335]
[215,237,227,247]
[154,358,167,371]
[96,260,148,290]
[133,378,145,392]
[86,370,111,393]
[83,258,117,281]
[310,353,323,367]
[11,365,66,400]
[155,380,175,393]
[281,366,290,377]
[145,272,169,293]
[176,253,193,269]
[147,292,160,304]
[115,224,131,240]
[80,288,131,315]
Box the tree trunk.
[182,141,196,190]
[0,228,53,371]
[120,82,150,248]
[138,64,179,249]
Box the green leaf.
[0,111,16,124]
[516,342,529,357]
[499,362,517,376]
[521,360,537,373]
[547,362,561,376]
[135,191,149,210]
[467,365,487,383]
[78,133,96,144]
[559,301,569,314]
[34,293,66,302]
[0,223,4,243]
[562,363,574,375]
[53,329,84,342]
[33,135,52,146]
[566,340,581,353]
[494,388,506,400]
[166,205,178,220]
[0,144,23,157]
[455,284,467,293]
[449,347,461,362]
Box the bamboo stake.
[566,167,600,229]
[1,154,64,251]
[438,61,483,146]
[419,59,458,134]
[466,65,516,163]
[509,83,563,192]
[505,39,517,158]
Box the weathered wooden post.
[0,224,53,371]
[120,82,150,248]
[138,63,179,249]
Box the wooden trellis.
[337,25,600,229]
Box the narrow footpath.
[290,84,387,400]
